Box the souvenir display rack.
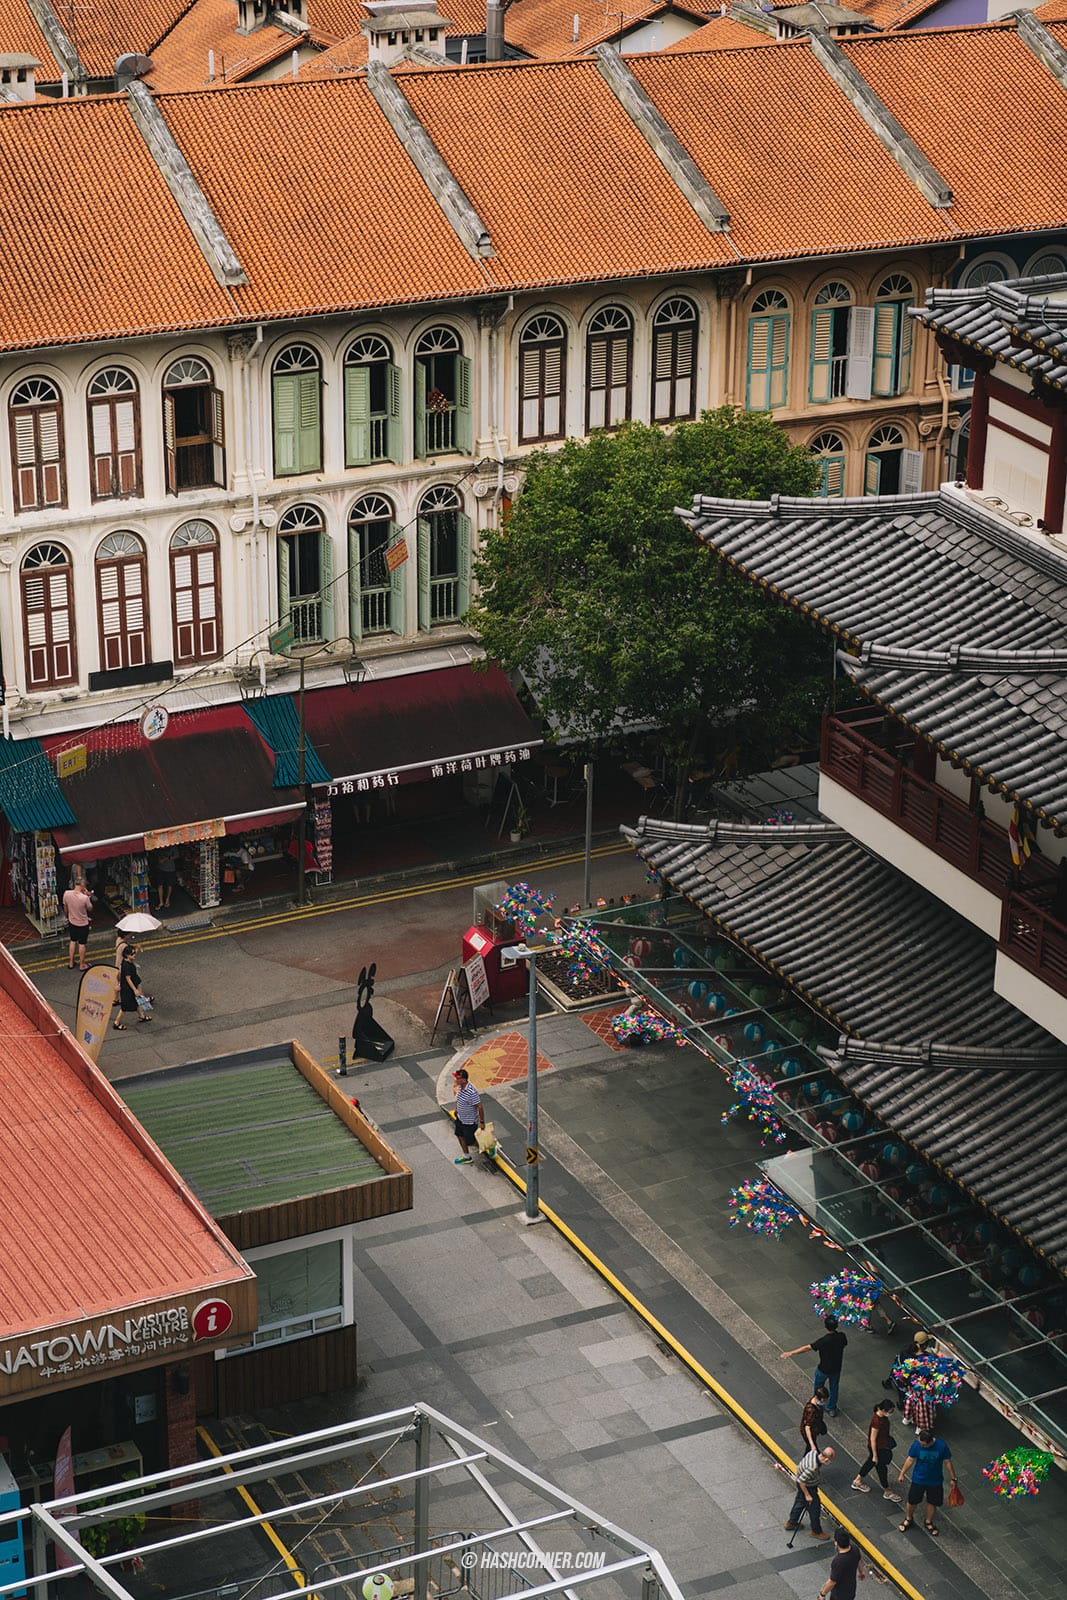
[10,831,62,935]
[109,852,151,915]
[312,800,333,881]
[242,829,283,864]
[177,839,220,908]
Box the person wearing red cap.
[452,1069,485,1165]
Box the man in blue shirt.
[897,1429,957,1535]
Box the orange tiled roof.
[0,950,248,1338]
[49,0,192,79]
[1034,0,1067,19]
[838,25,1067,237]
[663,14,772,48]
[845,0,949,29]
[151,0,294,90]
[0,4,63,78]
[506,0,706,56]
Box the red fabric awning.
[302,664,542,794]
[44,704,304,861]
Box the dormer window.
[415,29,424,40]
[429,27,439,38]
[387,30,397,42]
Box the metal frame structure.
[0,1405,685,1600]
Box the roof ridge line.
[1013,6,1067,88]
[832,1036,1067,1069]
[593,46,732,236]
[365,60,495,262]
[126,81,247,289]
[808,29,953,211]
[25,0,86,85]
[623,817,847,842]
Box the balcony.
[822,708,1067,1013]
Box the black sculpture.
[352,963,395,1061]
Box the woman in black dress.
[114,944,150,1028]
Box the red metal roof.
[0,948,251,1340]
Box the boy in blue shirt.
[897,1429,958,1536]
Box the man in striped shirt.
[453,1069,485,1165]
[785,1446,834,1539]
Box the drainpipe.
[724,267,752,407]
[489,295,513,511]
[242,324,265,642]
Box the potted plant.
[509,803,530,844]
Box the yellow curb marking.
[197,1422,307,1593]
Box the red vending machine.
[463,881,529,1004]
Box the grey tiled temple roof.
[680,491,1067,824]
[913,274,1067,391]
[625,816,1067,1265]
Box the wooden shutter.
[809,310,834,404]
[456,512,472,618]
[608,335,630,426]
[520,346,541,442]
[846,307,875,400]
[388,521,405,636]
[210,387,225,486]
[864,452,881,495]
[417,517,431,630]
[98,558,148,672]
[652,327,672,421]
[347,520,363,643]
[897,307,914,393]
[318,532,334,641]
[90,401,114,497]
[872,302,898,396]
[277,536,291,629]
[23,566,75,687]
[673,326,695,420]
[297,372,321,472]
[899,448,924,495]
[823,457,844,498]
[414,359,428,459]
[768,317,788,409]
[385,363,402,463]
[587,337,608,430]
[543,342,563,437]
[163,392,177,494]
[454,355,473,454]
[172,546,219,663]
[37,406,64,505]
[115,398,138,494]
[344,365,371,467]
[273,374,300,476]
[13,412,39,508]
[746,319,770,411]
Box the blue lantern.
[882,1143,906,1167]
[804,1080,825,1102]
[688,980,709,1002]
[743,1021,765,1044]
[673,946,689,968]
[782,1057,804,1078]
[840,1110,864,1134]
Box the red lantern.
[630,938,652,960]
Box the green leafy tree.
[469,408,831,817]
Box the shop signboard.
[55,743,86,779]
[464,953,491,1015]
[145,817,226,851]
[75,964,118,1062]
[327,746,534,797]
[270,622,295,655]
[385,537,409,572]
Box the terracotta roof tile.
[396,58,734,282]
[50,0,192,79]
[0,3,62,78]
[662,14,772,48]
[0,955,247,1338]
[838,26,1067,237]
[845,0,947,29]
[151,0,294,89]
[1033,0,1067,17]
[0,94,230,350]
[506,0,705,56]
[629,43,953,258]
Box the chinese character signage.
[145,817,226,850]
[326,747,533,798]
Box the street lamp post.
[511,941,547,1224]
[296,650,309,908]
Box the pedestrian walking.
[898,1429,957,1536]
[785,1446,834,1539]
[850,1400,901,1501]
[154,851,178,911]
[452,1068,485,1165]
[902,1386,937,1436]
[883,1330,933,1396]
[801,1387,830,1453]
[781,1315,848,1415]
[62,881,93,971]
[818,1528,865,1600]
[114,944,151,1029]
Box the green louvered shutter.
[746,319,770,411]
[277,536,291,632]
[298,373,321,471]
[897,307,914,393]
[273,373,299,476]
[822,456,844,498]
[344,365,371,467]
[417,517,431,630]
[454,355,473,454]
[809,310,834,404]
[864,452,882,496]
[348,521,363,643]
[456,513,472,619]
[318,531,334,641]
[872,303,899,397]
[414,360,428,459]
[388,522,406,636]
[385,364,402,463]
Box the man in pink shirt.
[62,882,93,971]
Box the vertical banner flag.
[75,965,118,1061]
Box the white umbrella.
[116,912,163,934]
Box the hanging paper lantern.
[905,1163,927,1188]
[630,937,652,960]
[763,1039,783,1059]
[893,1353,967,1407]
[859,1159,881,1181]
[882,1143,906,1167]
[971,1221,994,1247]
[728,1178,799,1240]
[743,1021,765,1044]
[922,1182,951,1209]
[705,992,726,1015]
[999,1248,1023,1276]
[673,945,689,968]
[816,1120,838,1143]
[820,1089,840,1108]
[624,954,641,969]
[809,1269,882,1326]
[804,1080,825,1102]
[688,979,709,1002]
[781,1057,805,1078]
[724,1007,740,1018]
[982,1448,1054,1499]
[1026,1307,1046,1331]
[1017,1263,1042,1290]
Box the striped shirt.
[795,1448,823,1487]
[456,1082,482,1126]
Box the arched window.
[10,377,65,511]
[170,520,221,665]
[810,432,846,498]
[21,542,76,688]
[948,413,969,485]
[746,290,789,411]
[519,315,567,443]
[162,357,224,492]
[344,335,400,466]
[961,257,1010,290]
[348,494,403,640]
[86,367,141,502]
[586,306,633,432]
[417,485,470,628]
[272,344,322,477]
[873,275,915,397]
[414,327,471,458]
[277,504,332,645]
[1023,250,1067,279]
[651,298,698,423]
[810,283,853,403]
[96,530,149,673]
[865,424,922,496]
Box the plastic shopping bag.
[475,1122,497,1157]
[948,1482,965,1508]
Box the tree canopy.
[469,408,832,813]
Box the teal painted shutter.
[810,310,833,403]
[872,302,899,396]
[318,531,334,641]
[417,517,431,630]
[385,363,402,463]
[864,453,881,495]
[769,316,788,408]
[414,359,428,459]
[388,521,405,636]
[210,387,226,486]
[456,512,472,618]
[277,536,291,629]
[297,373,321,471]
[454,355,473,453]
[822,456,844,497]
[273,373,299,476]
[344,365,371,466]
[746,318,770,411]
[897,306,914,393]
[348,520,363,643]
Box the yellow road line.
[197,1422,306,1591]
[20,842,629,973]
[488,1145,924,1600]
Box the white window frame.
[217,1225,356,1359]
